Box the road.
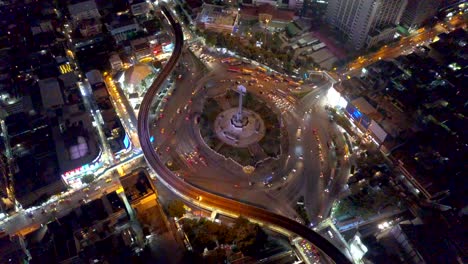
[345,14,467,76]
[104,75,140,149]
[138,4,351,264]
[161,52,349,225]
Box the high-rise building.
[241,0,304,10]
[401,0,440,29]
[439,0,460,10]
[326,0,408,49]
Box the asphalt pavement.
[137,5,351,263]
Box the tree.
[167,200,186,218]
[81,174,95,184]
[205,32,218,46]
[230,217,267,254]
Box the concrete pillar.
[117,191,135,220]
[101,195,114,215]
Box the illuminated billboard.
[346,104,371,129]
[327,87,348,108]
[162,42,174,53]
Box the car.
[185,115,190,121]
[160,128,165,134]
[159,113,164,119]
[176,107,181,114]
[165,146,170,152]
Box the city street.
[137,5,350,262]
[345,13,466,76]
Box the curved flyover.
[138,5,351,264]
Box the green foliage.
[167,200,186,218]
[333,186,401,220]
[81,174,95,184]
[181,216,267,255]
[201,31,292,72]
[231,217,267,254]
[295,203,311,225]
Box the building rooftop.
[68,0,98,17]
[240,4,295,22]
[198,4,238,27]
[38,78,64,109]
[123,63,153,87]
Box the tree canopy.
[167,200,186,218]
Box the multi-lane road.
[138,4,350,263]
[346,14,467,76]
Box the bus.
[227,66,242,73]
[289,81,301,87]
[242,68,253,75]
[221,57,234,63]
[257,67,267,73]
[229,61,242,66]
[274,75,284,82]
[276,89,288,97]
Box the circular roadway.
[138,4,351,264]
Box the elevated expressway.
[138,4,351,264]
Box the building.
[131,0,151,17]
[328,29,467,206]
[240,4,295,30]
[109,53,123,70]
[106,17,140,43]
[326,0,408,49]
[439,0,460,10]
[371,219,464,263]
[130,38,152,61]
[0,236,30,264]
[79,18,102,37]
[241,0,300,9]
[68,0,100,24]
[38,78,64,109]
[400,0,440,29]
[289,0,304,10]
[366,26,398,48]
[196,4,239,33]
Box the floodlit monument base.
[214,108,265,148]
[231,113,249,128]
